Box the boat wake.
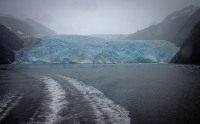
[0,92,22,122]
[28,76,67,124]
[0,74,131,124]
[30,74,130,124]
[58,75,130,124]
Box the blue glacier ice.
[14,35,179,64]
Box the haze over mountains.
[0,5,199,44]
[0,15,56,37]
[125,5,200,46]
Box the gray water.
[0,64,200,124]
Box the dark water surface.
[0,64,200,124]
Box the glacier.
[14,35,179,64]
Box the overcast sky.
[0,0,200,34]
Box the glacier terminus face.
[15,35,179,64]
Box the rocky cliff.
[170,21,200,64]
[0,24,24,64]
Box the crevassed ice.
[15,35,179,64]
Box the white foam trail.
[0,92,22,122]
[58,75,131,124]
[39,76,67,124]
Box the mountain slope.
[175,9,200,45]
[0,16,56,37]
[170,21,200,64]
[125,5,199,46]
[0,24,24,64]
[25,18,56,36]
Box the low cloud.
[0,0,199,34]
